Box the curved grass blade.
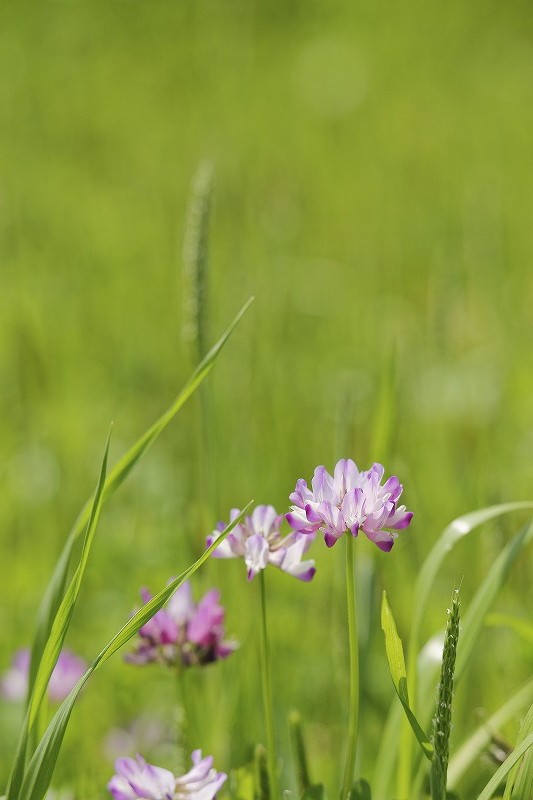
[381,591,433,760]
[505,701,533,799]
[17,502,253,800]
[407,519,533,796]
[485,613,533,647]
[397,502,533,800]
[475,731,533,800]
[447,678,533,789]
[27,296,254,697]
[455,519,533,681]
[7,433,110,800]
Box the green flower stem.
[177,669,193,760]
[259,570,279,800]
[341,534,359,799]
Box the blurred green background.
[1,1,532,797]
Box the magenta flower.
[286,459,413,551]
[126,581,237,668]
[1,648,87,703]
[108,750,227,800]
[206,504,316,581]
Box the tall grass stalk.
[430,590,460,800]
[181,161,218,523]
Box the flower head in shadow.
[126,582,237,668]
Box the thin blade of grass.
[6,433,110,800]
[381,591,433,760]
[505,702,533,799]
[475,731,533,800]
[408,519,533,795]
[447,678,533,789]
[18,502,253,800]
[456,518,533,681]
[27,296,254,697]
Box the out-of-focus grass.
[1,1,532,795]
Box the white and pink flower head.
[286,459,413,551]
[206,504,316,582]
[126,581,237,668]
[108,749,227,800]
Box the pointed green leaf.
[7,433,110,800]
[381,591,433,760]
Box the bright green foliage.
[380,591,433,760]
[430,590,460,800]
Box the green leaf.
[381,591,433,760]
[7,433,110,800]
[17,502,253,800]
[448,678,533,789]
[476,730,533,800]
[347,778,372,800]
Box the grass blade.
[447,678,533,789]
[430,590,460,800]
[27,297,253,699]
[6,433,110,800]
[475,731,533,800]
[381,591,433,760]
[18,502,253,800]
[397,502,533,799]
[505,702,533,799]
[289,710,311,793]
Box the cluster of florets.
[287,459,413,551]
[125,581,237,669]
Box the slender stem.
[341,534,359,800]
[177,669,192,760]
[259,570,279,800]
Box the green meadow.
[1,2,532,798]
